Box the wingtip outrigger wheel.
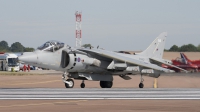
[139,74,144,88]
[139,82,144,88]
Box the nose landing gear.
[62,72,74,88]
[65,79,74,88]
[80,80,85,88]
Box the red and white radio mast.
[75,11,82,48]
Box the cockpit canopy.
[37,40,65,52]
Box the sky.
[0,0,200,51]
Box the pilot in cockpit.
[37,40,64,52]
[45,42,50,47]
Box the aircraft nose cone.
[18,52,37,64]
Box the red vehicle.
[163,53,198,72]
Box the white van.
[0,53,20,72]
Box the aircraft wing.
[78,48,172,73]
[150,57,188,73]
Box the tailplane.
[137,32,167,59]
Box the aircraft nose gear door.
[62,72,74,88]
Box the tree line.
[1,41,200,53]
[0,40,35,52]
[167,44,200,52]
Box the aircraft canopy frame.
[37,40,65,52]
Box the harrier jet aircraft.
[18,32,186,88]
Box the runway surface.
[1,88,200,100]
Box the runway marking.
[0,98,200,100]
[1,88,200,100]
[0,100,87,108]
[0,80,60,85]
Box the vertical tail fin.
[138,32,167,59]
[180,53,190,64]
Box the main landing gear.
[139,75,144,88]
[80,80,113,88]
[62,72,113,88]
[100,81,113,88]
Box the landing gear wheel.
[106,81,113,88]
[100,81,113,88]
[139,74,144,88]
[139,83,144,88]
[80,83,85,88]
[100,81,105,88]
[65,79,74,88]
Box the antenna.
[75,11,82,48]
